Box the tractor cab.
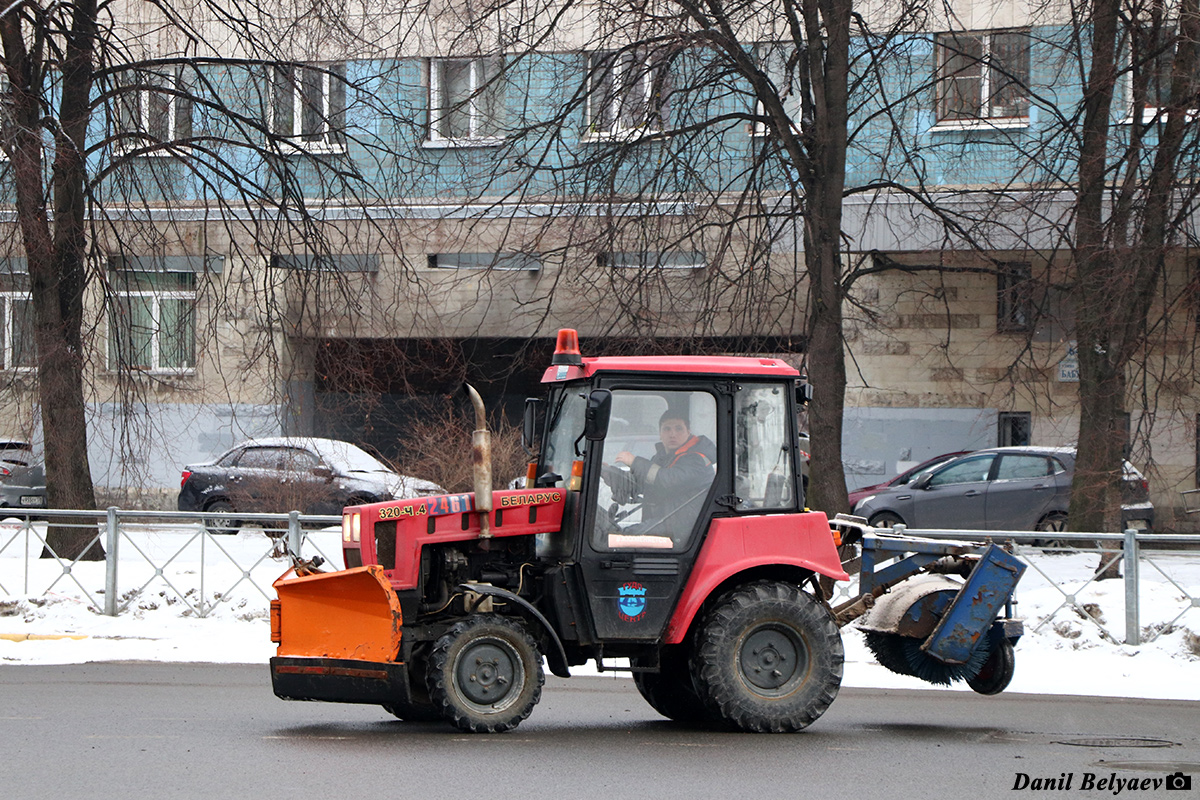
[526,329,810,643]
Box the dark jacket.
[627,434,717,537]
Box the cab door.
[577,383,724,641]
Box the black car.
[178,437,442,533]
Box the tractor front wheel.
[427,615,544,733]
[692,581,843,733]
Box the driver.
[612,411,717,538]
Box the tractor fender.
[456,583,571,679]
[855,575,963,638]
[663,513,848,644]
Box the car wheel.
[1033,512,1070,549]
[203,499,240,536]
[868,511,906,530]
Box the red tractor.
[270,330,1022,732]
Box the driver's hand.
[614,451,635,466]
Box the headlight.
[342,512,361,543]
[853,495,875,512]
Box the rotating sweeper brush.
[828,517,1027,695]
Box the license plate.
[19,496,45,507]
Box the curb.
[0,633,88,641]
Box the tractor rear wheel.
[427,615,544,733]
[692,581,843,733]
[632,644,713,726]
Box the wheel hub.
[739,625,808,694]
[456,640,519,708]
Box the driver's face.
[659,418,691,451]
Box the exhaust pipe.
[465,384,493,538]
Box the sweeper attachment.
[268,329,1028,733]
[830,516,1025,694]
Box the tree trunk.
[800,0,852,516]
[2,1,102,559]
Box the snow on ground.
[0,519,1197,701]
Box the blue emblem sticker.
[556,365,569,380]
[617,581,647,622]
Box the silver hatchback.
[852,446,1154,533]
[0,441,47,511]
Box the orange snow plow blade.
[271,565,402,663]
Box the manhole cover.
[1054,738,1178,748]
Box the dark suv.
[177,437,442,533]
[852,446,1154,533]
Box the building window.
[271,63,347,150]
[587,48,670,136]
[1124,25,1200,118]
[599,251,706,270]
[0,292,35,371]
[935,30,1030,122]
[108,267,196,373]
[998,412,1031,447]
[113,66,193,150]
[997,262,1033,332]
[428,57,504,142]
[752,42,801,136]
[428,253,540,272]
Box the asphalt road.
[1,663,1198,800]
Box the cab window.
[734,383,795,510]
[591,389,718,551]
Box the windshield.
[541,386,588,486]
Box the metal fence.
[0,509,1197,646]
[0,508,340,618]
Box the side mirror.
[522,397,545,454]
[312,465,334,480]
[912,472,934,490]
[583,389,612,441]
[796,382,813,407]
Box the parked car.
[0,440,46,511]
[852,446,1154,533]
[177,437,443,533]
[846,451,972,508]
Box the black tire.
[868,511,905,530]
[1033,512,1070,549]
[381,698,443,722]
[382,663,442,721]
[426,615,544,733]
[691,581,843,733]
[633,644,714,726]
[203,499,240,536]
[967,638,1016,696]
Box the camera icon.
[1166,772,1192,791]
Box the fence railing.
[0,507,340,619]
[1,509,1197,645]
